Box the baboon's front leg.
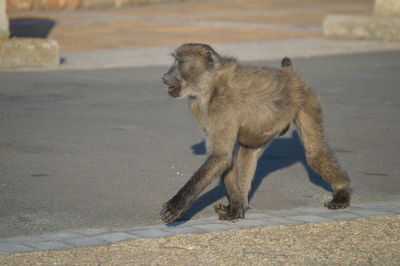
[161,154,232,223]
[236,145,263,209]
[160,120,237,223]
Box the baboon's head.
[162,43,220,98]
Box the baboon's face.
[162,44,217,98]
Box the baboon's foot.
[325,189,350,209]
[213,203,244,221]
[213,203,229,217]
[160,196,186,223]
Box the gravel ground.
[1,215,399,265]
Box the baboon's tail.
[279,57,292,136]
[281,57,292,68]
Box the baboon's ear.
[281,57,292,68]
[205,50,215,70]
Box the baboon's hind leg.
[236,146,263,209]
[295,93,351,209]
[214,145,262,220]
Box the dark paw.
[213,203,229,217]
[325,189,350,210]
[160,197,186,223]
[213,203,244,221]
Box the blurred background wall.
[6,0,193,10]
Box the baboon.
[160,43,350,223]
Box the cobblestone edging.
[0,201,399,254]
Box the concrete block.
[95,232,138,242]
[0,243,35,254]
[375,0,400,16]
[2,235,44,244]
[320,211,363,221]
[266,210,307,216]
[27,240,73,251]
[385,201,400,207]
[260,216,303,226]
[74,228,110,236]
[1,0,9,40]
[131,229,173,238]
[193,223,236,232]
[0,37,60,68]
[165,226,206,235]
[292,207,336,215]
[356,202,398,208]
[246,212,275,219]
[232,219,268,229]
[40,232,81,241]
[323,15,400,42]
[63,237,108,247]
[126,224,170,231]
[288,215,332,223]
[338,207,390,217]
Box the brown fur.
[160,43,350,223]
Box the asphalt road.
[1,51,399,238]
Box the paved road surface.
[1,51,399,238]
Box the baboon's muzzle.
[162,75,181,98]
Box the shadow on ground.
[10,18,56,38]
[170,130,331,226]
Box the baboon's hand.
[160,196,186,223]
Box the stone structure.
[0,0,60,68]
[375,0,400,16]
[1,0,9,39]
[324,0,400,42]
[0,38,59,68]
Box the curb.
[0,201,399,254]
[57,37,400,70]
